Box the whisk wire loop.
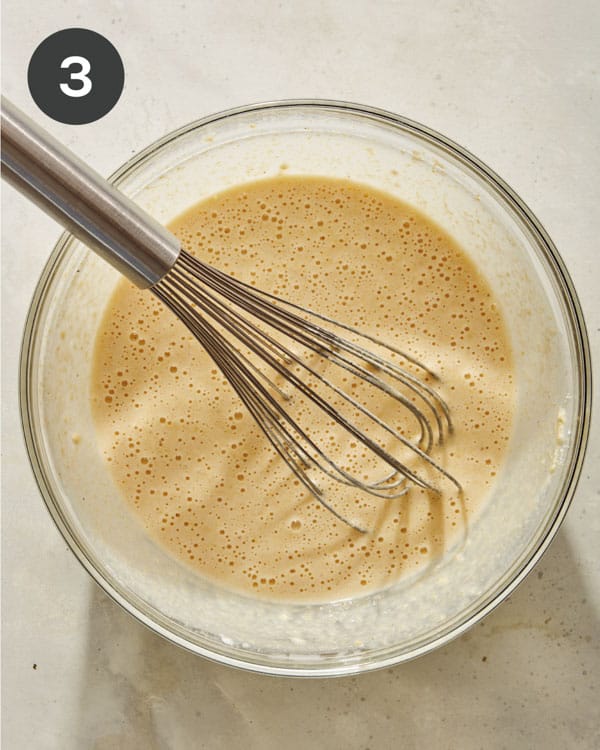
[153,250,460,530]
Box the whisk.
[1,98,459,531]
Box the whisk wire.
[160,270,433,490]
[156,276,425,494]
[153,250,461,530]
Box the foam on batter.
[91,176,514,601]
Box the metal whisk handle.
[0,96,180,288]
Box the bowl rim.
[19,98,592,677]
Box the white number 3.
[60,56,92,98]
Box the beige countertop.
[2,1,599,747]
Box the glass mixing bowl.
[20,101,591,676]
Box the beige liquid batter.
[91,176,514,601]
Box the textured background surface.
[2,1,599,747]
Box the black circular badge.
[28,28,124,125]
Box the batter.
[91,176,514,601]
